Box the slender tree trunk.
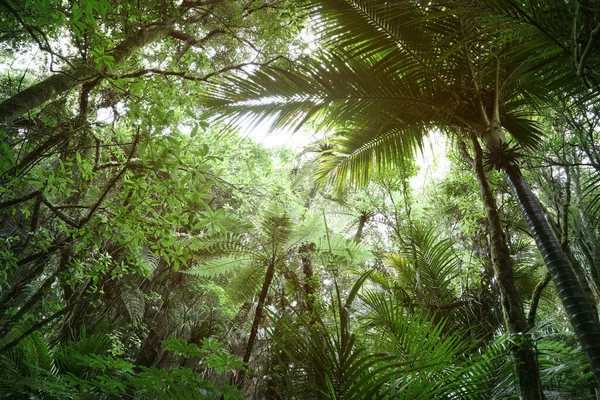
[300,243,316,318]
[238,261,277,387]
[353,212,369,243]
[0,24,172,125]
[135,328,164,369]
[465,136,545,399]
[528,273,552,326]
[503,160,600,386]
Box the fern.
[0,332,67,398]
[226,264,266,304]
[56,332,112,376]
[184,255,252,278]
[314,233,373,269]
[537,334,596,394]
[139,245,159,277]
[120,285,146,326]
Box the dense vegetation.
[1,0,600,398]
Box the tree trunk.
[465,136,545,399]
[300,243,316,318]
[503,160,600,386]
[353,212,369,243]
[238,261,277,386]
[0,24,172,125]
[528,273,552,326]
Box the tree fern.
[537,332,596,396]
[313,232,373,270]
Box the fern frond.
[314,233,373,268]
[226,264,266,303]
[56,333,112,376]
[185,255,252,278]
[120,285,145,326]
[139,246,159,277]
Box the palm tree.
[201,0,600,392]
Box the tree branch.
[0,190,41,209]
[77,128,140,228]
[168,28,224,50]
[111,56,287,82]
[40,195,79,227]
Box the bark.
[465,136,545,399]
[503,160,600,386]
[0,24,172,125]
[135,328,164,368]
[353,212,369,243]
[238,261,277,386]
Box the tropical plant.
[0,330,245,399]
[185,206,320,385]
[200,0,600,391]
[267,271,470,399]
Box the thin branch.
[577,22,600,84]
[0,307,69,355]
[168,28,224,50]
[77,129,140,228]
[16,239,65,267]
[0,190,41,209]
[0,0,76,70]
[40,195,79,227]
[110,56,287,82]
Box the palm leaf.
[459,335,518,399]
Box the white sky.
[245,119,450,191]
[241,115,317,148]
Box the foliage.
[0,332,244,399]
[2,0,600,398]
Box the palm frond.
[383,225,461,306]
[359,290,466,371]
[316,123,427,190]
[459,335,518,399]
